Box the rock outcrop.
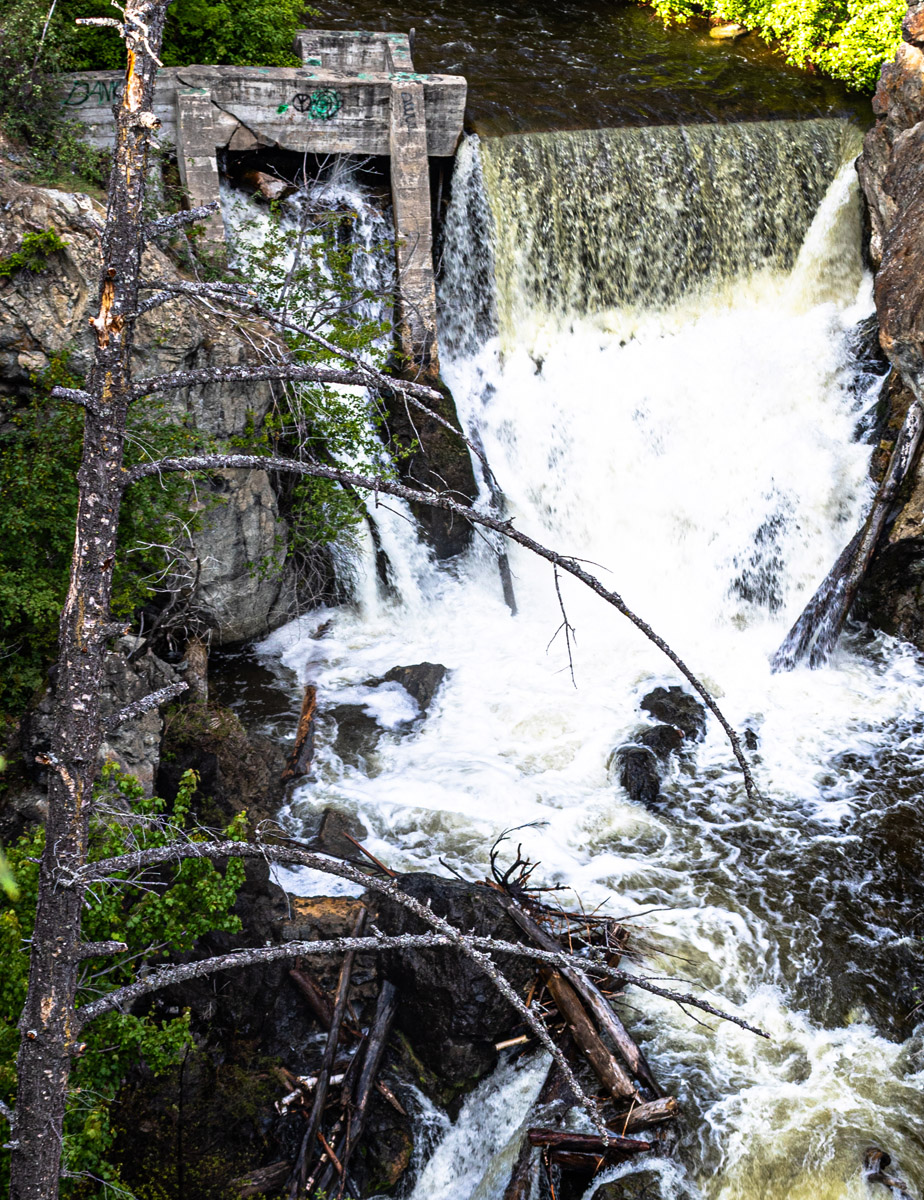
[22,639,181,795]
[0,169,289,645]
[855,5,924,649]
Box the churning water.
[251,118,924,1198]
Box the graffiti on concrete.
[63,77,122,107]
[292,88,343,119]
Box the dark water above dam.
[319,0,871,133]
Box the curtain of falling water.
[255,119,924,1200]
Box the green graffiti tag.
[292,88,343,120]
[63,77,122,107]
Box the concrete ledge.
[60,32,466,371]
[61,65,465,157]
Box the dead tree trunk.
[8,5,166,1196]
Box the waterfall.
[260,118,924,1200]
[449,119,862,343]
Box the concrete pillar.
[175,89,224,242]
[389,81,439,378]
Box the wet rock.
[0,172,291,647]
[858,5,924,393]
[241,168,295,201]
[366,661,449,715]
[639,686,707,742]
[378,379,478,558]
[592,1171,666,1199]
[312,806,370,858]
[156,702,287,828]
[639,723,685,759]
[613,745,662,806]
[372,872,536,1087]
[328,664,449,768]
[709,22,747,38]
[331,703,383,767]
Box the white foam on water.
[249,123,924,1198]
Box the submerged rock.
[329,663,450,768]
[639,723,685,759]
[613,745,663,806]
[366,661,449,715]
[639,686,707,742]
[331,703,383,768]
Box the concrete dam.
[64,29,467,375]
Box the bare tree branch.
[74,842,593,1129]
[0,1097,13,1128]
[132,363,391,400]
[143,204,220,239]
[76,840,769,1042]
[106,681,188,729]
[49,386,96,409]
[135,278,492,470]
[124,454,759,799]
[77,941,129,959]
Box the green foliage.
[227,197,401,563]
[0,229,67,279]
[0,0,110,189]
[0,764,247,1196]
[160,0,313,68]
[0,350,208,717]
[646,0,905,92]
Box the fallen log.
[289,965,334,1029]
[281,684,317,782]
[528,1128,652,1154]
[772,396,924,670]
[288,907,366,1198]
[498,895,661,1095]
[541,968,637,1101]
[231,1160,291,1198]
[548,1150,619,1171]
[316,981,399,1198]
[612,1096,680,1134]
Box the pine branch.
[124,454,759,799]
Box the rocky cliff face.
[857,3,924,648]
[0,163,291,645]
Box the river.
[216,9,924,1199]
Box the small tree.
[1,4,758,1197]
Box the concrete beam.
[390,81,439,377]
[61,65,466,158]
[175,90,224,241]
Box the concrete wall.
[62,63,465,158]
[60,33,466,374]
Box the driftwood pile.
[486,844,680,1199]
[233,826,683,1200]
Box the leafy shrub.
[0,765,247,1195]
[0,351,206,717]
[647,0,906,92]
[0,230,68,279]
